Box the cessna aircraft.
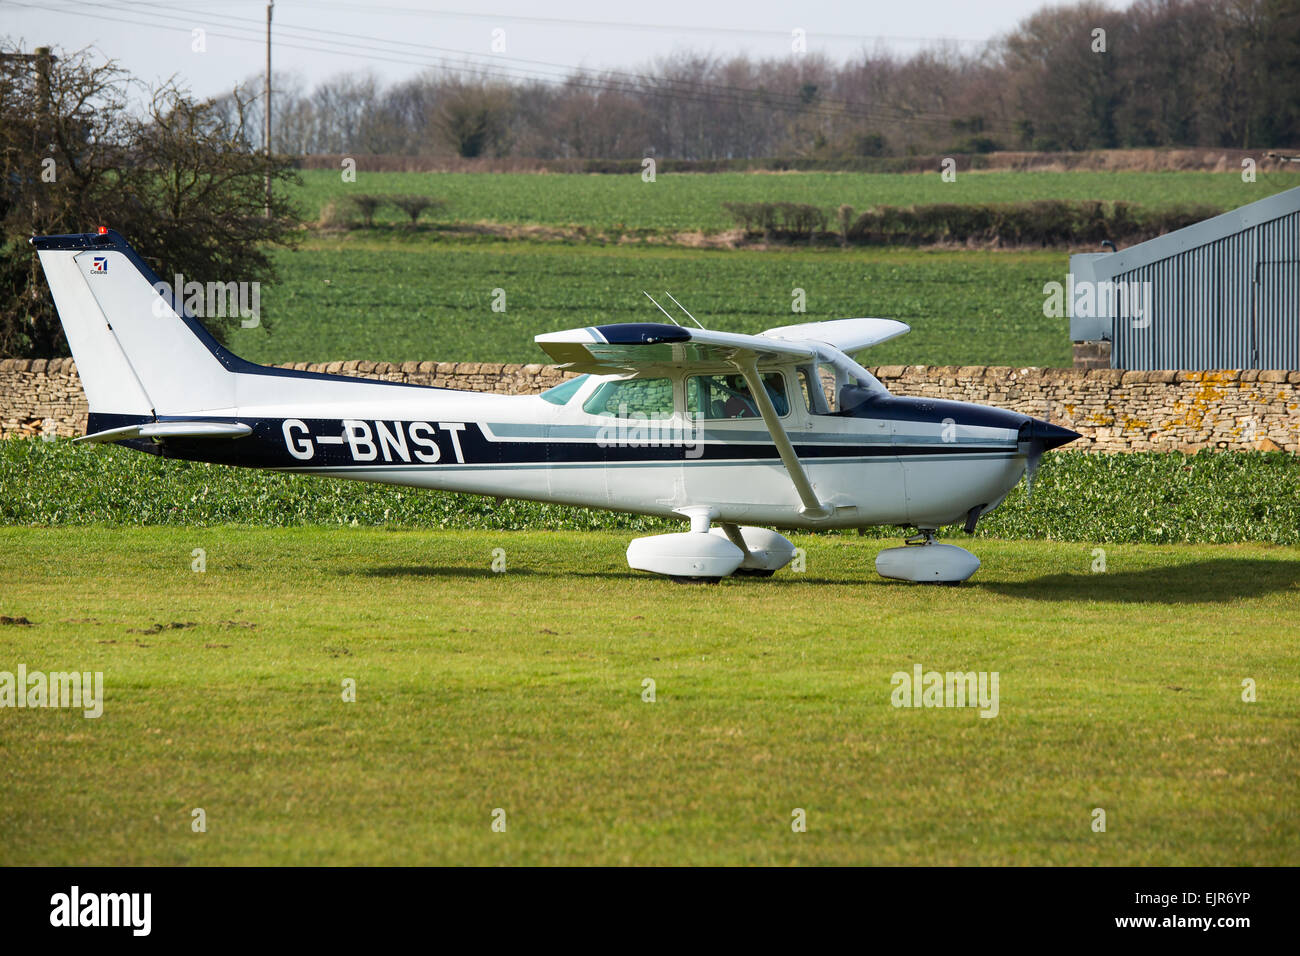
[32,229,1079,583]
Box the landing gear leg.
[718,523,794,577]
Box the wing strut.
[732,354,830,519]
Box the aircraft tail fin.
[31,231,238,417]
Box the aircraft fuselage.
[90,367,1055,531]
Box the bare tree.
[348,194,383,227]
[391,194,446,224]
[434,80,510,158]
[0,46,300,357]
[19,1,1295,188]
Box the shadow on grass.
[982,558,1300,604]
[356,565,670,582]
[352,565,848,585]
[357,565,540,578]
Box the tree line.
[219,0,1299,161]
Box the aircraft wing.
[761,318,909,353]
[535,323,817,373]
[535,322,832,518]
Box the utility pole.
[264,1,274,218]
[0,46,57,288]
[34,46,53,112]
[0,45,56,116]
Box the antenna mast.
[642,292,681,326]
[663,291,706,329]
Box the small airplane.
[32,229,1079,583]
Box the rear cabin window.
[581,377,676,418]
[539,374,589,405]
[686,373,789,419]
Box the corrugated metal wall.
[1111,209,1299,369]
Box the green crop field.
[291,168,1300,231]
[5,441,1300,546]
[1,526,1296,865]
[236,240,1071,366]
[212,169,1300,368]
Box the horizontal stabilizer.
[75,421,253,444]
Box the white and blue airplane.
[32,229,1078,582]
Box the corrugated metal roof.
[1085,185,1300,281]
[1069,185,1300,369]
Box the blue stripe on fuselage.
[85,412,1020,470]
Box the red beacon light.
[96,226,108,235]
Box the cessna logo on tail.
[283,419,467,463]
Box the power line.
[104,0,988,129]
[271,0,989,47]
[13,0,1020,135]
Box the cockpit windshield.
[796,362,887,415]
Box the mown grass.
[234,240,1071,366]
[0,526,1295,865]
[4,441,1298,545]
[291,169,1300,232]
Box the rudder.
[32,231,236,416]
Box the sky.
[2,0,1099,99]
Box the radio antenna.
[664,291,706,329]
[642,291,681,326]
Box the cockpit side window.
[797,366,833,414]
[686,372,789,420]
[798,365,843,414]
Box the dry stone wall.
[2,358,1296,453]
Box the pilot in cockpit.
[711,374,788,419]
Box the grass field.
[291,169,1300,231]
[0,527,1295,865]
[235,240,1071,366]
